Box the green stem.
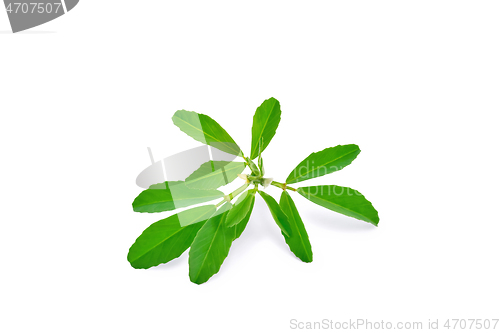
[215,183,250,207]
[229,183,250,200]
[243,156,261,176]
[271,181,297,192]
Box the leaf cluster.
[129,97,379,284]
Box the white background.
[1,1,499,332]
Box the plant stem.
[271,181,297,192]
[215,183,250,207]
[243,157,260,176]
[229,183,250,200]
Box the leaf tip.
[189,278,205,285]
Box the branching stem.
[215,183,249,207]
[271,181,297,192]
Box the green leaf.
[234,196,254,240]
[279,191,313,262]
[258,190,292,237]
[286,145,361,184]
[185,161,246,190]
[127,205,215,269]
[258,137,265,175]
[172,110,242,157]
[246,158,261,176]
[132,181,223,213]
[258,156,265,176]
[188,203,236,284]
[226,190,256,227]
[297,185,379,226]
[250,97,281,160]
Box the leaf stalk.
[216,183,250,207]
[271,181,297,192]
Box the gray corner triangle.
[5,0,65,33]
[64,0,78,11]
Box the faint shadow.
[206,203,301,285]
[305,210,376,233]
[148,251,187,271]
[225,199,298,261]
[0,30,56,34]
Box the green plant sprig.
[129,97,379,284]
